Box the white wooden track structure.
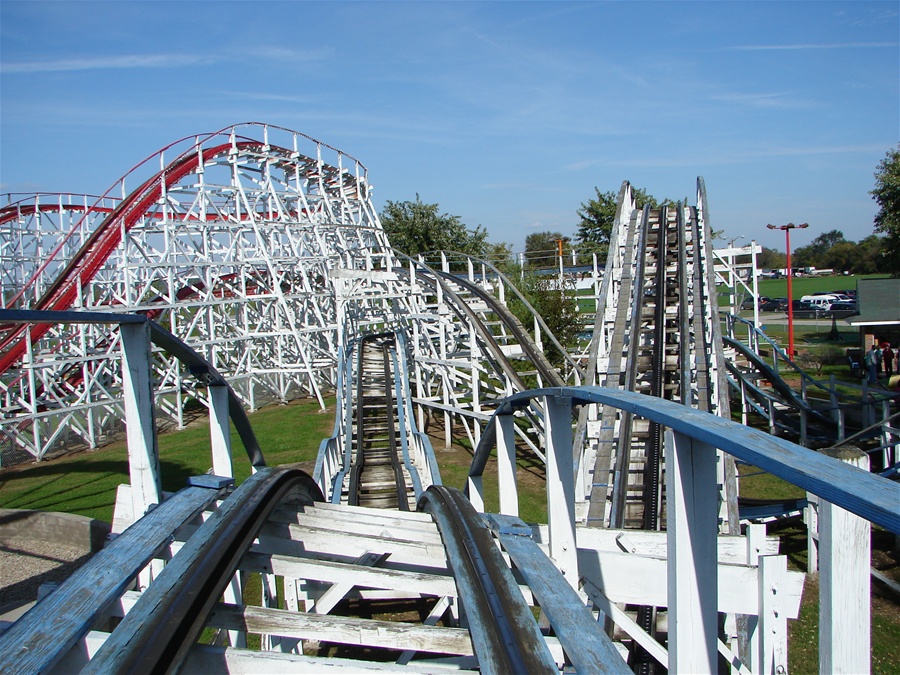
[0,124,897,674]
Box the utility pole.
[767,223,809,359]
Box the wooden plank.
[255,523,448,570]
[181,644,477,674]
[541,525,780,564]
[311,552,389,615]
[241,552,458,598]
[582,578,668,669]
[270,510,443,545]
[0,486,221,674]
[577,549,804,617]
[208,604,474,655]
[666,430,719,673]
[543,395,578,588]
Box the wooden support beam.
[543,394,578,588]
[496,413,518,516]
[666,430,719,674]
[819,448,871,674]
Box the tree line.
[377,147,900,357]
[380,147,899,277]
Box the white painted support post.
[467,474,484,513]
[819,447,871,674]
[665,429,718,674]
[757,555,789,674]
[120,322,161,521]
[805,492,819,574]
[208,385,233,478]
[543,395,577,588]
[496,413,518,516]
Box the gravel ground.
[0,534,92,612]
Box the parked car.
[791,299,825,318]
[741,296,770,310]
[760,299,782,312]
[773,297,789,310]
[828,302,858,317]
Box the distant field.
[752,273,888,299]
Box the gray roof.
[848,278,900,326]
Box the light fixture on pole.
[728,235,746,248]
[767,223,809,359]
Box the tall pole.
[767,223,808,359]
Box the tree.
[758,246,786,270]
[507,274,580,367]
[852,234,885,274]
[524,231,567,269]
[379,195,488,259]
[871,146,900,276]
[792,230,846,269]
[575,186,663,258]
[485,241,515,272]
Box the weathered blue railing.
[467,385,898,674]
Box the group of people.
[864,341,896,384]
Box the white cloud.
[1,54,216,74]
[729,42,898,51]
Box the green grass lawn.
[0,397,335,523]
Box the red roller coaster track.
[0,141,265,374]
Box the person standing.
[875,342,883,377]
[865,344,879,383]
[882,342,895,377]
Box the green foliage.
[523,231,568,269]
[871,146,900,276]
[758,246,786,270]
[379,195,488,259]
[507,274,580,365]
[792,230,847,269]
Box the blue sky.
[1,1,897,253]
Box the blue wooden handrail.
[469,386,900,534]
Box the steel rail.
[83,467,323,674]
[418,485,558,674]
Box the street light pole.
[767,223,809,359]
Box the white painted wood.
[271,510,443,545]
[256,523,449,570]
[50,630,109,674]
[182,643,475,673]
[577,546,804,618]
[543,394,578,588]
[805,492,819,574]
[757,555,788,675]
[496,413,518,516]
[241,552,458,598]
[305,502,436,523]
[208,604,474,655]
[820,449,871,675]
[666,429,718,674]
[120,322,161,523]
[311,552,388,615]
[466,474,484,512]
[396,596,451,665]
[207,384,232,478]
[582,578,668,668]
[540,525,780,563]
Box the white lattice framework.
[0,124,559,465]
